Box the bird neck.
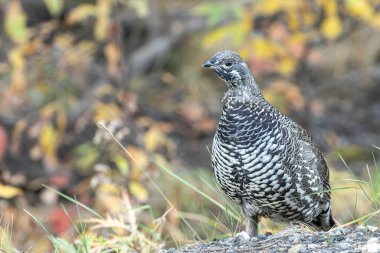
[223,76,282,118]
[224,76,265,104]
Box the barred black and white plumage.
[203,50,335,236]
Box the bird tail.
[311,203,335,230]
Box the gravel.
[161,226,380,253]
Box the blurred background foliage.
[0,0,380,251]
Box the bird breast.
[212,100,291,204]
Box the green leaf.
[43,0,64,16]
[4,1,28,44]
[74,143,100,170]
[193,3,241,26]
[113,154,129,175]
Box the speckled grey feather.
[203,50,335,236]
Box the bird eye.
[224,61,233,67]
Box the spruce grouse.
[203,50,335,236]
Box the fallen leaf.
[4,0,28,44]
[113,154,129,176]
[104,42,121,79]
[39,122,59,167]
[65,4,96,25]
[278,57,296,76]
[95,0,111,41]
[48,208,71,235]
[345,0,373,21]
[320,0,341,40]
[43,0,64,16]
[0,183,22,199]
[8,47,27,95]
[321,14,342,40]
[129,181,149,202]
[95,183,123,213]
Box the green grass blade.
[42,184,102,219]
[157,163,240,221]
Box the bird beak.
[202,60,214,68]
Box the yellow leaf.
[96,183,123,213]
[253,0,302,15]
[8,47,25,69]
[144,125,175,153]
[287,12,299,31]
[202,20,249,49]
[287,33,307,59]
[127,146,150,173]
[203,28,228,48]
[8,47,27,94]
[278,57,296,75]
[251,37,277,58]
[302,6,316,27]
[104,42,121,79]
[322,0,338,15]
[237,47,250,60]
[253,0,281,15]
[39,122,58,164]
[144,126,166,152]
[98,182,120,194]
[345,0,373,21]
[321,15,342,40]
[0,184,22,199]
[241,10,253,35]
[43,0,64,16]
[372,14,380,28]
[95,0,111,41]
[65,4,96,25]
[93,103,123,123]
[129,181,149,202]
[4,0,28,44]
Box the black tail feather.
[311,205,335,230]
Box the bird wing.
[287,121,331,202]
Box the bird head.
[202,50,252,88]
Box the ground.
[163,226,380,253]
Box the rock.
[368,238,379,243]
[307,244,319,250]
[329,228,345,235]
[358,225,379,232]
[362,237,380,253]
[288,244,307,253]
[235,231,250,242]
[338,242,352,250]
[292,238,301,244]
[367,226,378,232]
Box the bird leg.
[246,215,258,237]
